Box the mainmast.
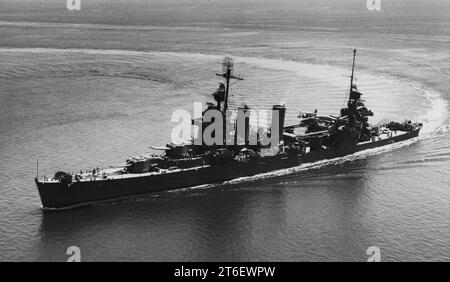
[216,57,243,112]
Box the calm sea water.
[0,0,449,261]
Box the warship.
[35,50,422,209]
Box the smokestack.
[237,104,250,146]
[272,105,286,141]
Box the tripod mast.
[216,57,243,112]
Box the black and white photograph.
[0,0,448,266]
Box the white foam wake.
[420,89,449,136]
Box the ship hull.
[36,129,419,209]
